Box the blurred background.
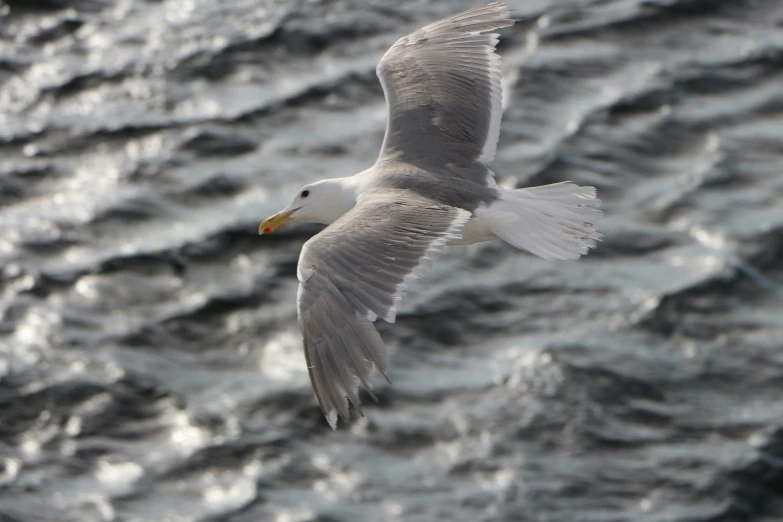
[1,0,782,520]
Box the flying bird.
[259,2,601,428]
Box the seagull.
[259,2,601,429]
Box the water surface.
[1,1,782,521]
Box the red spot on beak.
[263,227,272,234]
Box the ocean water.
[1,0,782,521]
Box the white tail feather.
[489,182,602,260]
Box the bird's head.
[258,178,356,234]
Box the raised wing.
[296,191,470,428]
[376,2,514,170]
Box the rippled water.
[1,0,783,521]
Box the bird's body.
[259,3,602,428]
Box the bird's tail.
[488,182,603,260]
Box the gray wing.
[296,191,471,428]
[376,2,514,172]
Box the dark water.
[1,0,783,520]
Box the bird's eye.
[301,190,310,198]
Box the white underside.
[449,211,499,245]
[449,182,602,260]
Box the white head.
[258,178,358,234]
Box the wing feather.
[376,2,514,172]
[296,191,470,428]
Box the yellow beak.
[258,208,298,235]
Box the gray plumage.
[265,2,602,429]
[377,2,514,173]
[297,193,471,426]
[295,3,516,427]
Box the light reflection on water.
[1,0,782,521]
